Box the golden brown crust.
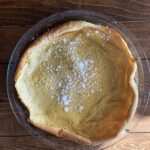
[15,21,137,145]
[32,122,92,145]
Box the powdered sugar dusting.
[98,31,111,41]
[78,105,84,112]
[46,30,102,112]
[56,65,62,71]
[77,61,85,71]
[60,95,70,106]
[64,107,69,112]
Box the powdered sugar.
[46,31,102,113]
[47,66,52,71]
[60,95,70,106]
[64,107,69,112]
[99,32,111,41]
[63,38,67,44]
[56,57,100,112]
[78,105,84,112]
[77,61,85,71]
[56,65,62,71]
[80,82,86,88]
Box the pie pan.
[7,10,149,150]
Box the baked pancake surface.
[15,21,137,144]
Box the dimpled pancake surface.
[15,21,137,144]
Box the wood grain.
[0,114,29,136]
[132,115,150,132]
[82,0,150,21]
[107,133,150,150]
[0,134,150,150]
[122,21,150,58]
[0,136,51,150]
[0,21,150,63]
[0,27,28,64]
[0,0,80,26]
[0,0,150,26]
[0,64,7,102]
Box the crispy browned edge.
[14,21,137,145]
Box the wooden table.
[0,0,150,149]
